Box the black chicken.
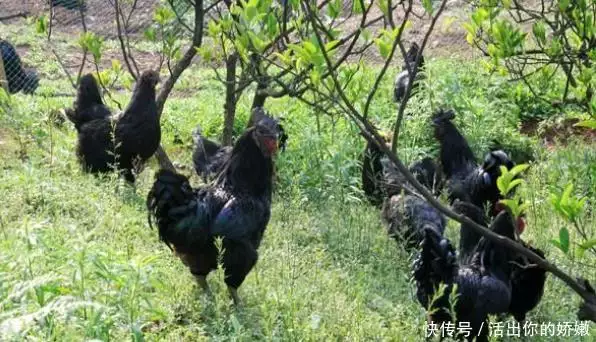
[65,73,111,130]
[413,209,518,341]
[147,111,281,304]
[452,200,489,261]
[0,39,39,94]
[51,0,87,11]
[432,108,515,213]
[380,156,446,250]
[67,70,160,183]
[508,241,547,322]
[192,116,287,183]
[361,135,390,206]
[394,42,425,103]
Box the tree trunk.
[222,54,238,146]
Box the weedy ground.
[0,24,595,342]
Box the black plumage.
[380,156,446,250]
[361,136,389,206]
[432,108,515,213]
[147,111,281,304]
[51,0,87,11]
[413,210,518,341]
[65,73,111,130]
[394,42,425,103]
[67,70,161,183]
[192,125,232,183]
[508,241,547,321]
[452,200,489,260]
[191,114,287,183]
[0,39,39,94]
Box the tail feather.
[413,228,457,311]
[192,126,230,182]
[147,169,205,250]
[453,200,488,260]
[509,242,547,321]
[432,109,476,179]
[409,157,443,194]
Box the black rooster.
[0,39,39,94]
[413,210,518,341]
[67,70,160,183]
[432,108,515,213]
[394,42,425,103]
[380,156,446,250]
[147,111,281,304]
[192,116,287,183]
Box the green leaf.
[208,20,221,37]
[577,239,596,258]
[532,21,546,45]
[35,15,48,35]
[579,239,596,250]
[574,119,596,129]
[510,164,529,177]
[266,13,278,37]
[378,0,389,17]
[328,0,341,19]
[111,59,122,74]
[324,40,340,52]
[559,227,570,253]
[144,27,156,42]
[375,39,391,60]
[353,0,363,14]
[246,2,258,21]
[549,239,563,251]
[506,178,524,193]
[422,0,433,14]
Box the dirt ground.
[0,0,158,38]
[1,0,478,73]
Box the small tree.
[464,0,595,115]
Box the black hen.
[394,42,425,103]
[191,116,287,183]
[147,111,280,304]
[380,156,446,250]
[68,70,160,183]
[413,210,517,341]
[432,108,515,213]
[0,39,39,94]
[65,73,112,130]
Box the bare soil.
[521,118,596,147]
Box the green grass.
[0,30,595,341]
